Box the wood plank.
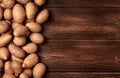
[44,72,120,78]
[39,40,120,71]
[43,8,120,40]
[45,0,120,8]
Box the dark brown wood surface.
[41,0,120,78]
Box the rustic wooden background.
[40,0,120,78]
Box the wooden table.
[40,0,120,78]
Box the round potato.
[4,9,12,20]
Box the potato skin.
[22,54,38,68]
[19,73,29,78]
[0,47,9,60]
[34,0,46,6]
[26,22,42,33]
[36,9,49,24]
[0,34,12,47]
[30,33,44,44]
[17,0,31,4]
[11,55,23,63]
[13,26,28,36]
[0,6,3,20]
[4,61,14,74]
[2,74,16,78]
[26,2,38,20]
[23,69,32,77]
[22,43,38,54]
[0,21,9,33]
[8,43,25,58]
[13,4,25,23]
[2,0,15,8]
[0,60,3,69]
[13,36,26,46]
[33,63,46,78]
[4,9,12,20]
[12,61,23,76]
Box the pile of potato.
[0,0,49,78]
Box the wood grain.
[44,72,120,78]
[46,0,120,8]
[40,40,120,71]
[43,8,120,40]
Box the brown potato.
[30,33,44,44]
[26,22,42,33]
[22,43,38,54]
[0,47,9,60]
[11,55,23,63]
[12,61,23,76]
[13,4,25,23]
[34,0,46,6]
[13,36,26,46]
[0,6,3,20]
[23,69,32,77]
[26,2,38,20]
[2,0,15,8]
[13,26,28,36]
[33,63,46,78]
[0,34,12,47]
[2,74,16,78]
[4,9,12,20]
[12,22,21,30]
[19,73,29,78]
[0,60,3,69]
[4,61,14,74]
[17,0,31,4]
[36,9,49,24]
[0,21,9,33]
[22,54,38,68]
[8,43,25,58]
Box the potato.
[12,61,22,76]
[13,26,28,36]
[2,0,15,8]
[11,55,23,63]
[8,43,25,58]
[0,47,9,60]
[22,54,38,68]
[26,22,42,33]
[0,6,3,20]
[22,43,38,54]
[13,4,25,23]
[34,0,46,6]
[4,61,14,74]
[2,74,16,78]
[0,60,3,69]
[1,27,12,35]
[4,9,12,20]
[36,9,49,24]
[13,36,26,46]
[33,63,46,78]
[0,34,12,47]
[0,21,9,33]
[30,33,44,44]
[19,73,29,78]
[26,2,38,20]
[23,69,32,77]
[12,22,21,30]
[17,0,31,4]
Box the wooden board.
[40,0,120,77]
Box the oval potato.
[0,21,9,33]
[4,9,12,20]
[26,2,38,19]
[8,43,25,58]
[30,33,44,44]
[0,47,9,60]
[22,54,38,68]
[4,61,14,74]
[2,0,15,8]
[36,9,49,24]
[13,36,26,46]
[13,4,25,23]
[34,0,46,6]
[26,22,42,32]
